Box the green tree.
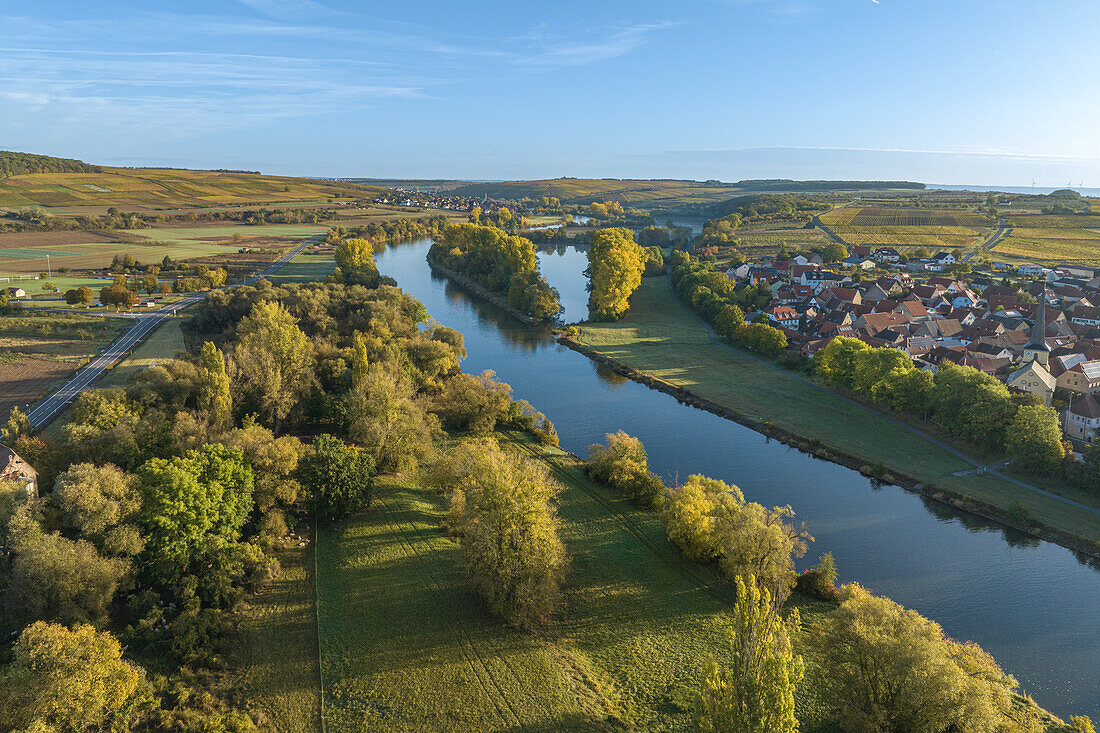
[138,444,254,577]
[197,341,232,428]
[2,405,32,442]
[696,575,803,733]
[141,272,159,293]
[334,237,380,284]
[0,622,150,733]
[815,336,872,388]
[715,304,747,340]
[300,434,375,521]
[5,506,129,628]
[1005,404,1064,473]
[585,430,664,507]
[64,285,94,306]
[588,227,645,321]
[346,363,439,473]
[233,301,315,432]
[40,280,56,292]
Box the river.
[376,238,1100,719]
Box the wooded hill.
[0,150,102,179]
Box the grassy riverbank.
[572,278,1100,547]
[238,434,1065,732]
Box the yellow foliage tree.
[588,227,645,321]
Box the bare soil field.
[0,357,75,423]
[0,230,118,247]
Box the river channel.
[376,238,1100,719]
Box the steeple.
[1024,287,1050,364]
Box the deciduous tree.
[0,622,150,733]
[697,575,803,733]
[588,227,645,321]
[233,301,315,432]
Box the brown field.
[0,230,118,247]
[0,357,76,423]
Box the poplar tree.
[197,341,232,428]
[697,575,803,733]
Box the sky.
[2,0,1099,186]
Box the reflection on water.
[378,238,1100,720]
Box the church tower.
[1023,288,1050,365]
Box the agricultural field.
[820,207,991,251]
[820,206,991,228]
[0,167,384,211]
[100,319,186,386]
[266,253,337,283]
[995,213,1100,264]
[0,357,76,425]
[0,311,128,422]
[734,222,830,254]
[123,223,329,245]
[0,223,324,274]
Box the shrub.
[585,430,665,507]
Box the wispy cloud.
[516,22,681,69]
[0,46,433,135]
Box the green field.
[100,318,187,386]
[242,434,1065,731]
[993,216,1100,264]
[573,279,1100,543]
[266,253,337,283]
[238,529,322,733]
[261,449,843,731]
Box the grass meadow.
[100,318,187,386]
[253,441,842,732]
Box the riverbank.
[426,259,541,325]
[563,278,1100,560]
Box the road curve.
[24,235,320,429]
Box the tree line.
[670,251,788,355]
[816,338,1065,475]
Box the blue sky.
[2,0,1099,186]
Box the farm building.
[6,287,26,298]
[0,444,38,497]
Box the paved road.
[24,236,320,429]
[963,217,1011,262]
[663,276,1100,517]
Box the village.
[723,244,1100,447]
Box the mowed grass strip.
[267,253,336,283]
[315,475,593,732]
[574,279,1100,541]
[237,531,322,733]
